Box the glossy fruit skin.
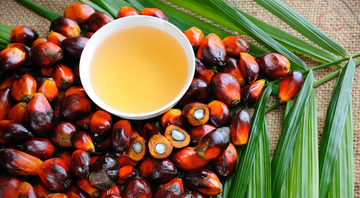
[117,165,137,184]
[239,52,259,84]
[29,42,63,67]
[76,176,99,198]
[61,36,89,59]
[194,58,214,84]
[16,182,37,198]
[184,27,204,51]
[7,102,27,124]
[64,186,89,198]
[241,79,265,106]
[52,64,75,90]
[230,109,251,145]
[65,86,87,98]
[118,7,139,18]
[148,134,173,159]
[126,136,146,161]
[72,130,95,153]
[279,70,304,102]
[218,57,245,86]
[197,33,226,67]
[111,120,132,153]
[60,94,91,121]
[89,153,120,191]
[38,158,73,192]
[72,149,91,178]
[0,148,43,176]
[179,78,210,106]
[140,157,177,185]
[37,77,58,104]
[161,109,187,129]
[184,169,222,196]
[1,76,15,89]
[154,178,184,198]
[32,38,48,48]
[208,100,230,127]
[94,136,112,154]
[10,26,38,46]
[0,47,25,76]
[50,17,81,38]
[21,137,55,160]
[10,74,36,102]
[170,147,210,171]
[6,43,32,67]
[0,172,23,198]
[195,126,230,160]
[31,177,50,198]
[122,177,152,198]
[142,122,162,144]
[179,191,205,198]
[58,150,73,168]
[164,125,190,149]
[46,193,69,198]
[188,124,215,146]
[75,111,93,130]
[81,32,95,38]
[256,52,290,79]
[222,36,250,58]
[0,120,31,143]
[88,12,114,32]
[50,121,77,150]
[98,184,121,198]
[183,102,210,126]
[212,143,238,182]
[105,195,122,198]
[210,73,241,106]
[0,86,13,120]
[113,151,138,167]
[25,93,54,137]
[140,8,169,21]
[47,31,66,46]
[65,3,95,24]
[90,110,112,142]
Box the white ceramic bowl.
[80,15,195,120]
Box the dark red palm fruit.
[90,156,99,166]
[184,169,222,196]
[0,148,43,176]
[32,177,50,198]
[7,102,27,123]
[142,122,162,144]
[25,93,54,137]
[218,57,246,86]
[88,12,114,32]
[0,120,32,143]
[10,26,39,46]
[161,109,187,129]
[183,102,210,126]
[117,7,139,18]
[65,3,96,24]
[139,157,177,185]
[170,147,210,171]
[50,121,77,150]
[46,193,69,198]
[98,185,121,198]
[164,124,191,149]
[29,42,63,67]
[105,195,122,198]
[122,177,152,198]
[194,58,214,84]
[38,158,73,192]
[126,136,146,161]
[140,8,169,21]
[241,79,265,106]
[58,150,73,167]
[37,77,59,104]
[184,27,204,51]
[117,165,136,184]
[47,31,66,46]
[179,78,210,106]
[210,72,241,106]
[89,153,120,191]
[21,137,55,160]
[50,17,81,38]
[194,126,230,160]
[41,66,54,76]
[207,100,230,127]
[114,151,138,167]
[188,124,215,146]
[76,112,93,130]
[0,47,25,76]
[256,52,290,79]
[1,76,15,89]
[0,86,13,120]
[6,43,32,66]
[239,52,259,84]
[76,176,100,198]
[222,36,250,58]
[212,143,238,182]
[154,178,184,198]
[0,172,23,198]
[197,33,226,67]
[31,38,48,48]
[52,64,75,90]
[53,102,62,121]
[64,186,89,198]
[148,134,173,159]
[60,94,92,121]
[72,149,91,178]
[16,182,37,198]
[230,109,251,145]
[179,191,205,198]
[81,32,95,38]
[111,120,132,152]
[65,86,87,98]
[278,70,304,103]
[94,136,112,153]
[90,110,112,142]
[11,74,36,102]
[72,130,95,153]
[61,36,89,59]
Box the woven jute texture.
[0,0,359,196]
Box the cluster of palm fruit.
[0,3,304,198]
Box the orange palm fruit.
[37,77,58,104]
[139,157,177,185]
[194,127,230,160]
[6,43,32,67]
[21,137,55,160]
[117,7,139,18]
[38,158,73,192]
[212,143,238,182]
[218,57,246,86]
[111,120,132,152]
[179,78,210,106]
[256,52,290,79]
[31,177,50,198]
[90,110,112,142]
[88,12,114,32]
[29,42,63,67]
[31,38,48,48]
[188,124,216,146]
[76,111,93,130]
[222,36,250,58]
[148,134,173,159]
[126,136,146,161]
[169,147,210,171]
[50,17,80,38]
[142,122,162,144]
[47,31,66,46]
[11,74,36,102]
[60,94,91,121]
[161,109,187,129]
[65,3,95,24]
[230,109,251,145]
[197,33,226,67]
[41,66,54,76]
[239,52,259,84]
[25,93,54,137]
[72,130,95,153]
[76,176,99,198]
[58,150,73,167]
[10,26,38,46]
[0,86,13,120]
[61,36,89,59]
[0,148,43,176]
[52,64,75,90]
[1,76,15,89]
[94,136,112,153]
[0,120,31,143]
[0,47,25,76]
[72,149,91,178]
[183,169,222,196]
[64,186,89,198]
[154,178,184,198]
[179,191,205,198]
[98,184,121,198]
[184,27,204,51]
[89,153,120,191]
[183,102,209,126]
[122,177,152,198]
[210,72,241,106]
[278,70,304,103]
[65,86,87,98]
[207,100,230,127]
[241,79,265,106]
[50,121,77,150]
[16,182,36,198]
[164,125,190,149]
[140,8,168,21]
[113,151,138,167]
[194,58,214,84]
[0,172,23,198]
[46,193,69,198]
[117,165,137,184]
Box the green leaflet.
[282,100,294,123]
[271,70,314,198]
[327,103,354,198]
[245,118,271,198]
[0,37,10,46]
[280,89,319,198]
[80,0,113,17]
[15,0,61,21]
[88,0,119,18]
[319,58,356,198]
[101,0,132,11]
[0,44,6,51]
